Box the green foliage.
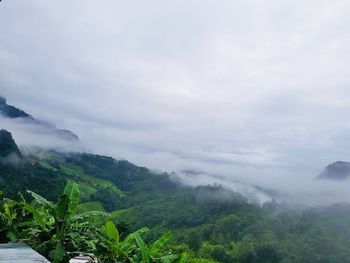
[22,181,109,262]
[0,129,22,158]
[149,231,173,256]
[77,201,105,213]
[94,221,183,263]
[0,182,187,263]
[2,149,350,262]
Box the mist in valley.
[2,1,350,208]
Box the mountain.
[318,161,350,180]
[0,96,33,119]
[1,131,350,262]
[0,129,21,158]
[0,96,79,142]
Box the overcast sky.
[2,1,350,202]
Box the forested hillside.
[1,131,350,262]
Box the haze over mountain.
[0,129,21,158]
[3,1,350,205]
[2,1,350,262]
[318,161,350,180]
[0,96,78,142]
[0,96,33,119]
[2,128,350,262]
[2,98,350,205]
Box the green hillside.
[1,135,350,262]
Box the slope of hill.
[0,129,21,158]
[1,130,350,262]
[0,96,33,119]
[318,161,350,180]
[0,97,79,142]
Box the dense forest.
[1,131,350,262]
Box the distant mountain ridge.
[1,130,350,262]
[0,97,33,119]
[0,96,79,142]
[318,161,350,180]
[0,129,21,158]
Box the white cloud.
[2,0,350,203]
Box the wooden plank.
[69,256,93,263]
[0,243,50,262]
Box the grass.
[77,182,98,196]
[80,174,124,196]
[110,208,133,219]
[77,201,105,213]
[59,163,124,197]
[60,164,84,177]
[38,161,58,171]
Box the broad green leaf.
[22,203,45,228]
[53,242,65,263]
[70,211,110,221]
[88,240,96,250]
[149,231,173,256]
[96,231,112,244]
[133,232,150,263]
[56,194,69,221]
[124,227,149,245]
[104,220,119,244]
[159,254,179,263]
[175,252,190,263]
[6,231,16,241]
[27,190,54,208]
[63,181,80,213]
[3,203,11,219]
[115,245,134,263]
[0,212,8,227]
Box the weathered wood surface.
[0,243,50,263]
[69,256,92,262]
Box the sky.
[2,1,350,203]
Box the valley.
[1,129,350,262]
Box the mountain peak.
[0,129,22,158]
[0,96,33,119]
[0,96,79,142]
[0,96,7,104]
[318,161,350,180]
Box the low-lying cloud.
[0,117,82,152]
[2,1,350,205]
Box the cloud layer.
[2,1,350,203]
